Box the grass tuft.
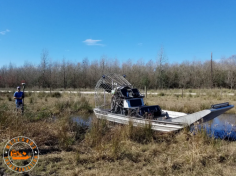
[159,92,165,96]
[127,121,154,144]
[85,118,109,149]
[51,92,62,98]
[7,94,12,101]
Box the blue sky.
[0,0,235,67]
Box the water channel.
[72,113,236,140]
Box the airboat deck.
[94,104,234,132]
[93,73,234,132]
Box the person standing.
[13,86,24,113]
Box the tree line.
[0,50,236,90]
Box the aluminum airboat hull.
[93,105,234,132]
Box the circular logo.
[3,136,39,173]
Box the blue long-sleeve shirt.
[14,91,24,104]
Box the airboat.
[93,74,234,132]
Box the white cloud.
[0,29,10,35]
[83,39,104,46]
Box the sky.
[0,0,235,67]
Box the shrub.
[29,97,33,104]
[51,92,62,98]
[23,92,32,97]
[159,92,165,96]
[200,103,211,110]
[30,107,51,121]
[72,97,93,113]
[54,98,92,113]
[55,100,71,111]
[7,96,12,101]
[38,92,47,98]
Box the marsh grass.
[158,92,165,96]
[29,96,34,103]
[51,92,61,98]
[35,108,51,120]
[127,121,154,143]
[72,97,93,112]
[146,89,236,114]
[6,94,12,101]
[23,92,32,97]
[111,126,122,159]
[72,122,88,143]
[55,100,71,111]
[54,97,92,114]
[85,118,109,149]
[38,92,47,98]
[0,111,57,147]
[0,90,236,175]
[72,119,236,175]
[57,118,74,151]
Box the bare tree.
[39,49,49,88]
[156,47,167,89]
[1,53,236,90]
[61,58,67,89]
[222,56,236,89]
[82,57,89,88]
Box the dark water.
[72,113,236,140]
[192,114,236,140]
[72,113,94,126]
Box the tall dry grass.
[70,117,236,175]
[0,90,236,175]
[145,89,236,114]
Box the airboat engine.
[95,74,162,119]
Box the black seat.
[132,88,140,97]
[121,88,128,97]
